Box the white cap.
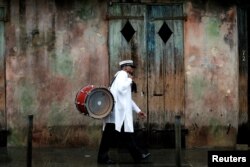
[119,60,136,68]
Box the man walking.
[97,60,150,164]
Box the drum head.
[85,87,114,119]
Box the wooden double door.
[108,3,185,147]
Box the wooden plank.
[147,5,169,129]
[147,5,184,128]
[163,5,176,124]
[172,4,184,118]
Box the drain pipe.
[27,115,33,167]
[175,115,181,167]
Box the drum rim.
[85,87,114,119]
[75,85,94,114]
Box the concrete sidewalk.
[0,147,209,167]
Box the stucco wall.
[184,1,239,147]
[5,0,108,147]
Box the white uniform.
[103,70,141,132]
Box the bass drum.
[75,85,114,119]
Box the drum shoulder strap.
[109,76,117,87]
[109,71,120,87]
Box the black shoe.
[134,152,151,163]
[98,159,116,165]
[141,152,151,159]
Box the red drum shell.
[75,85,114,119]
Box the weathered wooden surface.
[0,0,247,148]
[108,3,147,121]
[108,3,185,147]
[146,5,184,129]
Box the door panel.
[147,5,184,129]
[108,3,184,148]
[108,4,147,115]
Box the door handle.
[153,93,163,96]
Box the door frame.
[237,6,250,146]
[107,2,185,148]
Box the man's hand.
[137,111,147,119]
[128,73,133,79]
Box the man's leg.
[97,123,116,163]
[120,125,143,162]
[126,132,144,161]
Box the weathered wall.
[5,0,108,147]
[184,1,239,147]
[1,0,244,148]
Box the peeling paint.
[206,18,220,37]
[48,102,66,126]
[17,83,37,115]
[77,6,95,20]
[51,51,73,77]
[185,2,238,148]
[191,76,207,100]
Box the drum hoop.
[85,87,114,119]
[75,85,95,116]
[74,90,83,112]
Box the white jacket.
[103,70,141,132]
